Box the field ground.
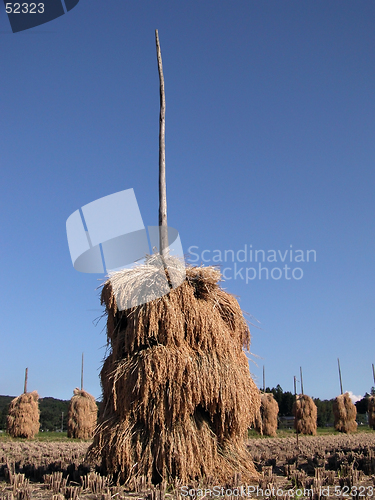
[1,430,375,499]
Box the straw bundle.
[368,396,375,430]
[293,394,317,436]
[259,393,279,437]
[7,391,40,438]
[333,393,357,433]
[88,256,260,484]
[67,388,98,439]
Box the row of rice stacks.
[255,392,317,437]
[257,391,360,436]
[6,370,97,439]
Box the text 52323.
[5,3,45,13]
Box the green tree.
[268,386,295,416]
[0,405,9,430]
[269,384,283,407]
[314,398,334,427]
[0,396,13,431]
[355,394,369,414]
[280,391,295,416]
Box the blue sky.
[0,1,374,402]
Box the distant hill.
[0,395,70,432]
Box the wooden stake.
[81,352,84,391]
[155,29,168,257]
[337,358,343,394]
[294,375,299,446]
[300,366,304,395]
[24,367,28,394]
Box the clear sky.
[1,1,374,402]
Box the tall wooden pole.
[263,365,265,392]
[372,363,375,387]
[300,366,304,395]
[337,358,343,394]
[81,352,84,391]
[155,29,168,257]
[24,367,28,394]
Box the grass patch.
[0,431,92,442]
[248,425,374,438]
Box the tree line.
[0,387,373,432]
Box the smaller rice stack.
[333,392,357,433]
[293,394,317,435]
[258,393,279,437]
[7,391,40,438]
[368,396,375,430]
[67,388,98,439]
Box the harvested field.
[1,432,375,499]
[0,440,89,472]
